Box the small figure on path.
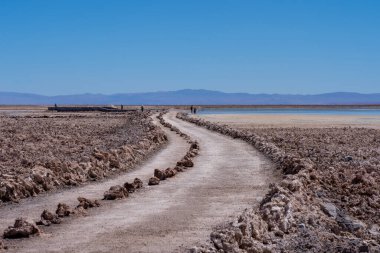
[190,105,193,113]
[194,107,197,114]
[141,105,144,112]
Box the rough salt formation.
[3,218,41,239]
[154,168,167,181]
[77,197,101,209]
[149,113,200,187]
[148,177,160,186]
[56,203,73,217]
[178,113,380,253]
[0,112,167,203]
[250,127,380,226]
[164,168,177,178]
[104,178,144,199]
[4,185,134,248]
[124,178,143,193]
[103,185,128,200]
[157,112,191,141]
[36,210,61,226]
[176,158,194,168]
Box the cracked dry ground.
[0,112,277,252]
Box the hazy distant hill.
[1,90,380,105]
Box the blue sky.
[0,0,379,95]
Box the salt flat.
[197,113,380,129]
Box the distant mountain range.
[1,89,380,105]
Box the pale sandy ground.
[197,114,380,129]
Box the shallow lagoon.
[198,108,380,116]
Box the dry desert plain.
[0,107,379,252]
[183,112,380,252]
[0,108,277,252]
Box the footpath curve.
[4,111,277,253]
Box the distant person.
[190,105,193,113]
[141,105,144,112]
[54,103,57,108]
[194,107,197,114]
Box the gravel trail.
[3,112,277,253]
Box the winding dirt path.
[3,112,278,253]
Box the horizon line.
[1,89,380,97]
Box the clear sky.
[0,0,379,95]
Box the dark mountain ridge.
[1,89,380,105]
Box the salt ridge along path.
[3,111,277,253]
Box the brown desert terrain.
[0,110,277,252]
[0,111,167,203]
[180,112,380,252]
[1,108,379,252]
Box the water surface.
[198,108,380,116]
